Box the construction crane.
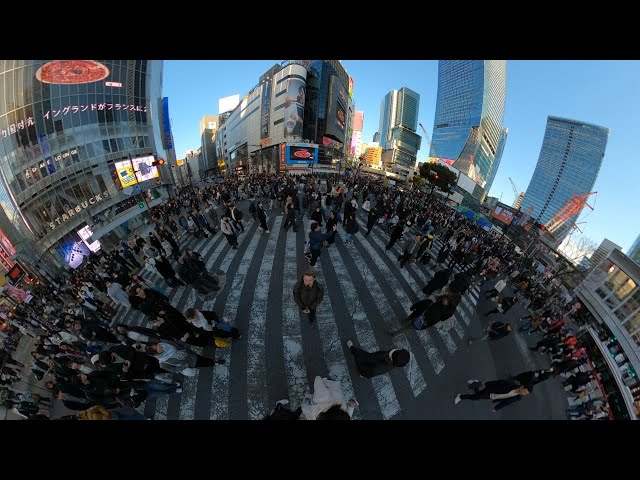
[545,192,597,234]
[418,123,434,160]
[508,177,525,209]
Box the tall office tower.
[521,116,609,245]
[430,60,507,201]
[378,87,421,169]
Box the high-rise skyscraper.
[430,60,507,201]
[521,116,609,244]
[628,234,640,265]
[378,87,421,169]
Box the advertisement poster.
[325,75,347,143]
[286,144,318,165]
[283,78,306,138]
[491,205,515,225]
[114,160,137,188]
[132,155,159,182]
[260,79,272,139]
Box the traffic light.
[434,174,439,180]
[151,158,165,166]
[540,225,546,231]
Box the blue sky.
[164,60,640,253]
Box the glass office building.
[521,116,609,244]
[485,127,508,196]
[0,60,172,276]
[430,60,506,201]
[378,87,421,169]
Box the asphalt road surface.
[95,200,570,420]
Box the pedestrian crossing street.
[110,207,483,420]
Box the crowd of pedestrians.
[0,170,606,420]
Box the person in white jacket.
[106,281,131,308]
[300,375,358,420]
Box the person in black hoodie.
[385,222,403,251]
[391,293,457,335]
[325,211,338,245]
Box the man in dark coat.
[346,340,410,378]
[468,321,513,345]
[366,207,379,236]
[293,269,325,324]
[454,379,532,412]
[422,268,452,296]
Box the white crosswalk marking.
[354,219,446,375]
[247,217,283,419]
[210,227,262,420]
[357,218,462,356]
[303,217,359,419]
[281,223,309,412]
[327,240,401,419]
[345,235,427,397]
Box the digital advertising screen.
[77,225,102,253]
[133,155,159,183]
[491,205,516,225]
[114,160,137,188]
[286,144,318,165]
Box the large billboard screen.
[133,155,159,183]
[114,155,158,188]
[353,111,364,132]
[286,144,318,165]
[284,77,306,138]
[491,204,516,225]
[114,160,137,188]
[325,75,347,143]
[260,80,272,139]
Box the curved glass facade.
[0,60,169,271]
[521,116,609,244]
[430,60,506,199]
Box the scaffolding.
[544,192,597,234]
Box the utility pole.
[128,154,150,210]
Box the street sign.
[138,201,144,209]
[134,185,141,191]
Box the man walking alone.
[293,269,324,325]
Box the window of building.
[624,311,640,336]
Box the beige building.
[364,145,382,167]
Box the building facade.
[363,145,382,167]
[485,127,508,196]
[628,234,640,266]
[590,238,623,272]
[377,87,421,170]
[214,60,351,176]
[430,60,507,201]
[0,60,173,278]
[199,115,219,176]
[521,116,609,245]
[575,249,640,418]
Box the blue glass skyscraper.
[485,127,508,195]
[521,116,609,244]
[430,60,507,200]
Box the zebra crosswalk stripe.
[280,221,310,413]
[210,224,263,420]
[326,238,401,420]
[354,219,446,375]
[247,217,283,419]
[303,217,359,419]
